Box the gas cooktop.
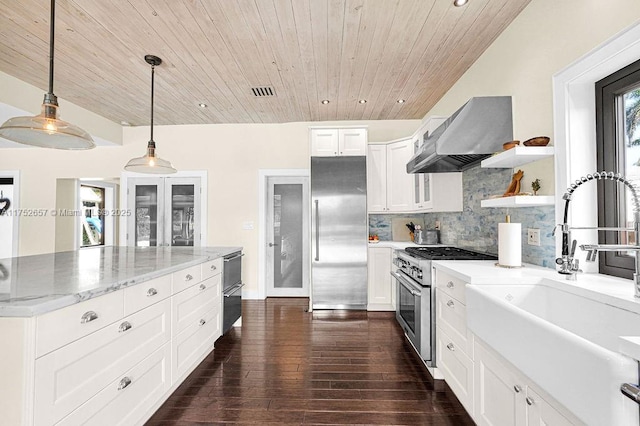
[405,246,498,261]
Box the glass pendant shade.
[0,0,94,150]
[0,99,95,149]
[124,141,176,174]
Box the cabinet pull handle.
[446,300,454,308]
[80,311,98,324]
[210,265,217,271]
[199,319,206,326]
[447,281,454,289]
[118,321,132,333]
[200,283,207,291]
[185,274,193,281]
[117,377,132,391]
[525,397,534,406]
[446,343,455,351]
[146,288,158,297]
[513,385,522,393]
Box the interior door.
[266,176,309,297]
[127,178,165,247]
[164,177,201,246]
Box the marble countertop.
[0,246,242,317]
[367,241,421,249]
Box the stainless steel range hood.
[407,96,513,173]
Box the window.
[80,185,105,247]
[595,59,640,279]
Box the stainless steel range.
[391,246,497,368]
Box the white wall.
[0,119,419,294]
[422,0,640,196]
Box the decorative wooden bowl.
[502,140,520,150]
[523,136,550,146]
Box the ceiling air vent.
[251,86,275,97]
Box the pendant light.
[0,0,95,149]
[124,55,176,174]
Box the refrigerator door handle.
[314,200,320,261]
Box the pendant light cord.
[150,63,155,142]
[48,0,55,95]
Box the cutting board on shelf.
[391,217,425,242]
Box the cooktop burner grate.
[405,246,497,261]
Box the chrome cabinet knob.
[513,385,522,393]
[447,281,454,289]
[210,265,217,271]
[446,300,454,308]
[526,397,534,406]
[200,283,207,291]
[199,319,206,326]
[185,274,193,281]
[117,377,132,391]
[118,321,132,333]
[146,288,158,297]
[446,343,455,351]
[80,311,98,324]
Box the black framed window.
[595,59,640,279]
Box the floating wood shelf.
[481,146,555,168]
[480,195,555,208]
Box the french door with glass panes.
[126,177,202,247]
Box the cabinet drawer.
[172,306,220,381]
[123,274,172,316]
[436,289,472,357]
[34,299,170,426]
[172,274,221,335]
[201,258,223,280]
[435,268,467,304]
[36,290,124,357]
[437,326,473,415]
[172,265,202,293]
[57,343,171,426]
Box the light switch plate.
[528,228,540,246]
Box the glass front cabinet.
[126,177,202,247]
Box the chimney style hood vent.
[407,96,513,173]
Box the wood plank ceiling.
[0,0,531,126]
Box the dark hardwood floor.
[146,298,474,425]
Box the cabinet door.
[127,178,166,247]
[339,128,367,156]
[474,339,526,426]
[310,129,338,156]
[367,247,393,310]
[164,177,201,247]
[367,145,387,212]
[526,388,574,426]
[386,139,413,212]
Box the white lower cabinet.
[57,343,172,426]
[367,247,394,311]
[3,259,226,426]
[436,326,474,414]
[473,337,578,426]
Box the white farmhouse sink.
[466,280,639,426]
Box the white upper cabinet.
[386,139,414,212]
[310,127,367,156]
[367,144,388,212]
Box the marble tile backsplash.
[369,165,556,268]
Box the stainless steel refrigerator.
[311,156,368,310]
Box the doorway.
[265,175,309,297]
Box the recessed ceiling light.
[321,100,330,105]
[358,99,367,104]
[120,121,131,126]
[453,0,468,6]
[397,99,406,104]
[198,103,207,108]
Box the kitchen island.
[0,246,241,426]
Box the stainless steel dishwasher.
[222,251,243,334]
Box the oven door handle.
[224,282,245,297]
[391,271,422,297]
